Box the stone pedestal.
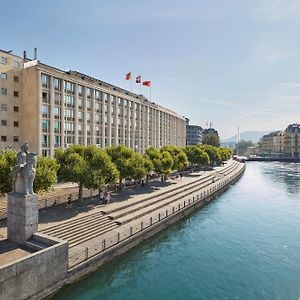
[7,192,38,245]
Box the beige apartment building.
[284,124,300,158]
[0,49,186,156]
[259,131,284,155]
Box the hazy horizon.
[2,0,300,139]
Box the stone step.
[68,223,119,247]
[41,213,107,235]
[102,174,212,214]
[100,172,214,215]
[114,177,217,225]
[26,239,48,251]
[49,217,114,240]
[40,211,104,234]
[108,175,215,221]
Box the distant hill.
[222,131,272,144]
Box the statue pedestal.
[7,192,38,245]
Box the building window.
[14,91,19,97]
[54,121,61,133]
[65,108,74,120]
[65,122,74,134]
[77,98,83,109]
[13,106,19,112]
[65,95,74,107]
[1,104,7,111]
[13,61,20,69]
[1,120,7,126]
[42,91,50,103]
[1,57,7,64]
[77,124,83,135]
[86,100,91,111]
[64,81,75,94]
[53,78,61,91]
[86,112,91,123]
[54,93,61,105]
[78,85,84,97]
[78,111,83,122]
[42,120,49,132]
[42,105,49,118]
[86,88,92,99]
[86,125,91,136]
[42,135,48,147]
[54,106,61,119]
[1,88,7,95]
[13,136,19,142]
[54,135,61,147]
[1,136,7,142]
[41,74,49,88]
[0,73,7,80]
[14,121,19,127]
[14,76,19,82]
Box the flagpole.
[150,85,151,101]
[131,77,132,92]
[139,80,141,94]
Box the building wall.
[0,51,23,151]
[186,125,202,145]
[260,131,284,155]
[284,124,300,158]
[0,50,187,155]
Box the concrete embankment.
[45,160,245,299]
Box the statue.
[12,143,37,195]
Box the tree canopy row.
[0,144,232,198]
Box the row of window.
[0,56,21,68]
[0,72,19,82]
[0,104,19,112]
[0,88,19,97]
[1,136,19,142]
[1,120,19,127]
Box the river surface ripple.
[53,162,300,300]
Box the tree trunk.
[79,184,84,201]
[146,174,149,185]
[119,177,123,191]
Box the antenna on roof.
[34,48,38,60]
[23,50,27,59]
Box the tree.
[145,146,162,173]
[130,152,153,182]
[218,147,232,161]
[185,145,210,170]
[160,145,188,173]
[199,145,222,166]
[235,140,253,155]
[56,145,119,200]
[106,145,135,190]
[159,151,173,176]
[202,133,220,147]
[33,156,59,194]
[0,150,17,196]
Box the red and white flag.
[125,72,131,80]
[143,80,151,87]
[136,75,141,83]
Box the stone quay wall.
[0,234,68,300]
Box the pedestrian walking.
[100,190,104,204]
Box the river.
[53,162,300,300]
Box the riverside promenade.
[0,160,244,268]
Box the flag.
[143,80,151,87]
[125,72,131,80]
[136,75,141,83]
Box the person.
[106,191,110,204]
[103,191,108,204]
[67,194,72,206]
[100,190,104,204]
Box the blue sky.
[2,0,300,139]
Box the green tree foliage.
[33,156,59,194]
[130,152,153,181]
[185,145,210,169]
[159,151,173,176]
[0,150,17,196]
[202,133,220,147]
[56,145,119,200]
[199,145,222,166]
[145,146,162,173]
[106,145,135,190]
[160,145,188,172]
[218,147,232,161]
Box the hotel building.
[259,131,284,155]
[0,49,186,156]
[284,124,300,158]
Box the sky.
[2,0,300,139]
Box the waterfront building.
[283,124,300,158]
[186,118,203,145]
[259,131,284,156]
[0,49,186,156]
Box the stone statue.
[12,143,37,195]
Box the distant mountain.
[222,131,272,144]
